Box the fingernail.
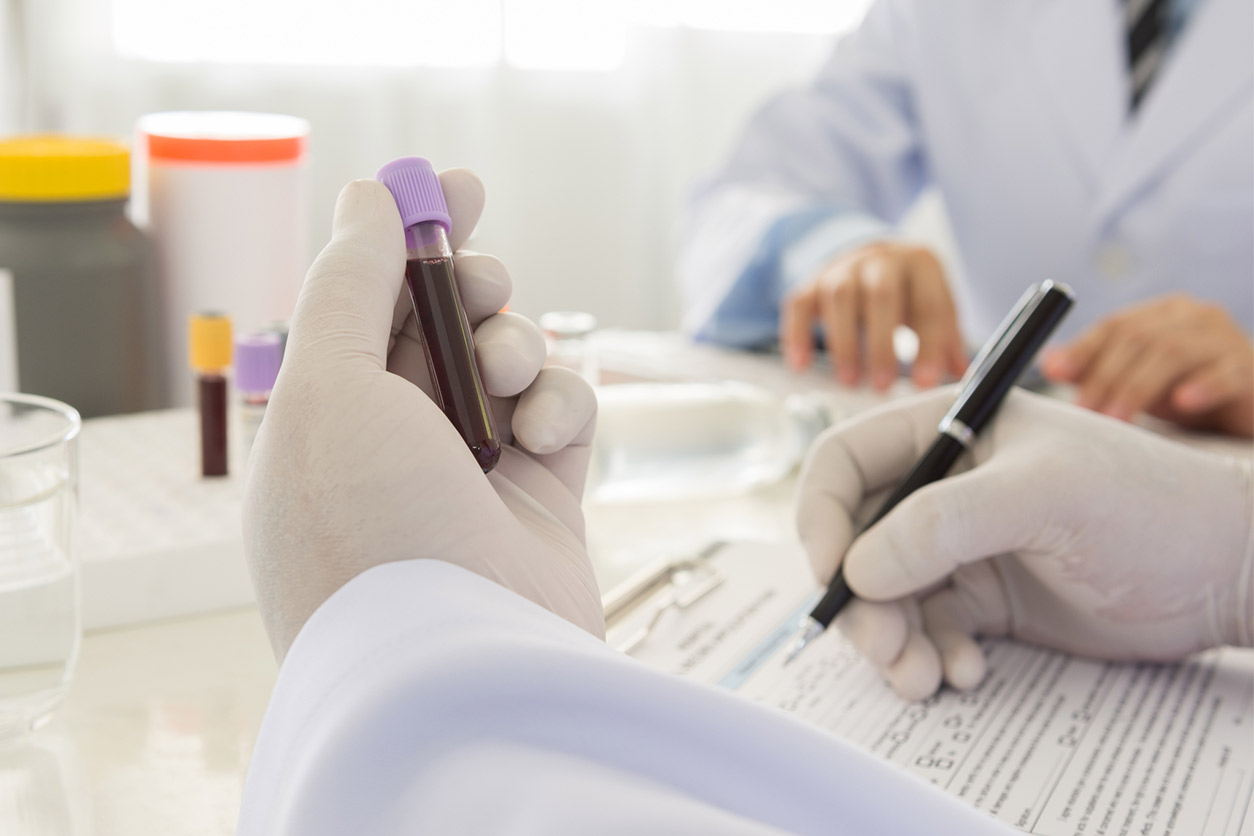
[913,364,939,388]
[873,369,894,390]
[837,365,858,386]
[1174,383,1208,411]
[332,179,377,234]
[1041,350,1072,380]
[1102,403,1132,421]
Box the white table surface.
[3,330,1250,836]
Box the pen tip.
[783,619,824,666]
[783,636,808,666]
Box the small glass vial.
[377,157,501,473]
[235,332,283,467]
[539,311,599,384]
[260,319,289,360]
[188,312,232,477]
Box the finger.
[780,286,819,371]
[905,252,961,387]
[844,457,1045,601]
[949,340,969,379]
[475,312,547,398]
[439,168,486,252]
[1041,320,1110,384]
[796,388,956,583]
[512,366,597,453]
[1173,357,1254,415]
[883,621,944,701]
[912,320,963,388]
[487,445,587,545]
[1101,341,1201,422]
[861,255,905,390]
[286,180,406,373]
[817,269,861,385]
[455,252,513,325]
[1074,326,1148,412]
[835,598,910,669]
[921,588,987,691]
[513,367,598,499]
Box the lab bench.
[3,331,1250,836]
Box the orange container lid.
[138,112,309,164]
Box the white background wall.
[4,0,956,332]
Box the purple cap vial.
[375,155,501,474]
[375,156,451,233]
[235,332,283,394]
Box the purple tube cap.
[376,156,451,232]
[236,332,283,392]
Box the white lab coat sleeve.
[237,559,1014,836]
[678,0,924,347]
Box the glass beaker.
[0,394,81,738]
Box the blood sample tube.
[189,312,232,477]
[376,157,501,473]
[235,331,283,465]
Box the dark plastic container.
[0,137,165,417]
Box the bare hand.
[779,243,966,390]
[1042,294,1254,438]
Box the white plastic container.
[134,112,309,406]
[588,381,837,504]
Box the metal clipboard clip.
[602,541,728,655]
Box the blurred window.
[113,0,872,71]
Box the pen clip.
[954,281,1046,396]
[943,279,1073,437]
[604,542,728,655]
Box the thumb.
[796,387,956,584]
[285,179,406,374]
[843,457,1046,600]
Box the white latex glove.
[244,173,603,662]
[796,387,1254,701]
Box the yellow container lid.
[189,312,233,372]
[0,135,130,201]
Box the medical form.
[608,542,1254,836]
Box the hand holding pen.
[790,385,1251,703]
[785,281,1075,665]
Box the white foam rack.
[77,409,253,631]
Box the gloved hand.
[796,387,1254,701]
[243,173,603,662]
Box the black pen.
[784,280,1075,663]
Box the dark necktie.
[1125,0,1169,111]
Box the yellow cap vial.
[0,135,131,201]
[189,312,233,373]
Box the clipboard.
[601,541,729,654]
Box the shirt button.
[1095,244,1135,279]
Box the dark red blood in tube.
[199,374,228,477]
[405,256,501,473]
